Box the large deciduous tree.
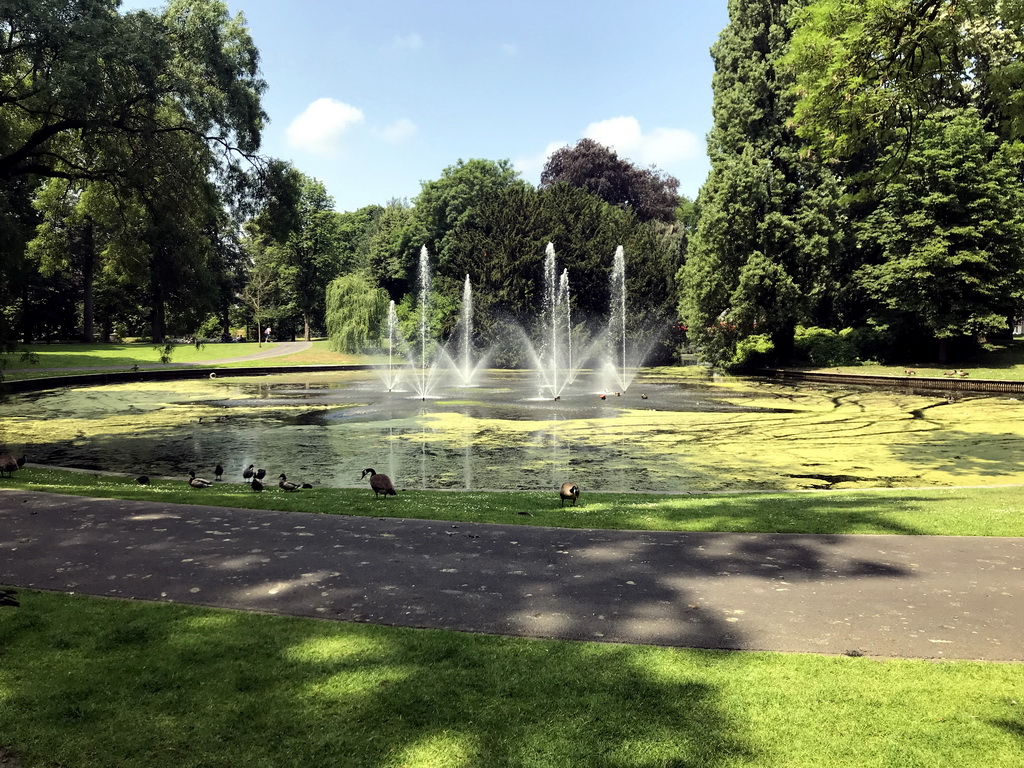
[0,0,265,184]
[787,0,1024,166]
[541,139,680,223]
[854,108,1024,360]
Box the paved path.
[1,488,1021,661]
[6,341,313,373]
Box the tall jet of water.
[544,243,558,395]
[386,300,399,390]
[461,274,473,385]
[609,245,629,390]
[559,268,572,380]
[418,245,431,396]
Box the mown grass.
[5,467,1024,537]
[810,339,1024,380]
[0,589,1021,768]
[0,340,384,381]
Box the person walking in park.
[264,326,272,343]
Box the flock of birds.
[134,463,402,498]
[3,450,580,507]
[131,463,580,506]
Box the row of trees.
[1,2,688,359]
[680,0,1024,367]
[6,0,1022,370]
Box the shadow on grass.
[0,592,755,768]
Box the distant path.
[6,341,312,374]
[1,488,1021,661]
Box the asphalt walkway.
[1,488,1021,661]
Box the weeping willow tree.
[325,273,389,352]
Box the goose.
[640,393,648,400]
[559,482,580,507]
[136,475,150,485]
[243,464,255,482]
[251,477,263,492]
[0,454,25,478]
[214,463,224,481]
[188,471,212,488]
[278,474,300,492]
[255,467,267,481]
[361,468,397,499]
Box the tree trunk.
[303,313,311,341]
[937,337,948,364]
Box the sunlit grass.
[5,467,1024,536]
[0,590,1021,767]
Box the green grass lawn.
[0,340,388,381]
[809,339,1024,380]
[0,589,1021,768]
[5,467,1023,537]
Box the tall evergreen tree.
[678,0,845,368]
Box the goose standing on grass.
[136,475,150,485]
[361,468,397,499]
[255,467,267,482]
[559,482,580,507]
[0,454,25,478]
[243,464,255,483]
[188,471,213,488]
[278,474,300,492]
[251,477,264,492]
[214,463,224,481]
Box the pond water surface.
[4,368,1024,493]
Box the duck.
[278,474,301,492]
[251,477,264,492]
[560,482,580,507]
[361,468,397,499]
[188,471,212,488]
[243,464,255,482]
[214,463,224,481]
[0,454,25,478]
[640,393,648,400]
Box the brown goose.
[278,474,300,492]
[0,454,25,478]
[361,468,397,499]
[559,482,580,507]
[188,471,212,488]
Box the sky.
[123,1,731,214]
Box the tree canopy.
[541,138,680,223]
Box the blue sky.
[124,1,730,213]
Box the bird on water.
[188,471,212,488]
[361,468,397,499]
[559,482,580,507]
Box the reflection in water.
[7,368,1023,492]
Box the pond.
[3,367,1024,493]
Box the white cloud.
[584,116,700,168]
[378,118,417,143]
[286,98,365,156]
[390,32,424,52]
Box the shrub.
[794,326,860,367]
[727,334,775,371]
